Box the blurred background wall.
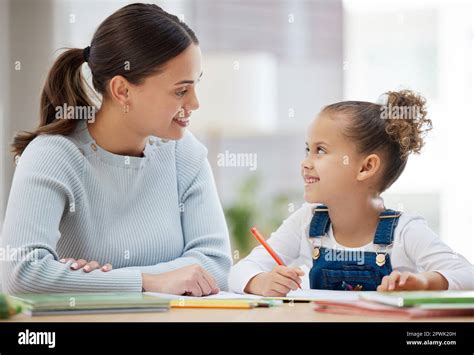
[1,0,472,263]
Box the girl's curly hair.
[322,89,432,191]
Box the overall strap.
[309,205,330,238]
[373,209,401,245]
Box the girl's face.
[301,112,365,205]
[125,44,202,140]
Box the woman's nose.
[186,90,200,111]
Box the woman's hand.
[141,264,220,296]
[60,258,112,273]
[377,271,448,291]
[244,265,304,297]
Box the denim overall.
[308,205,401,291]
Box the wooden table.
[5,303,473,322]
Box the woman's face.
[126,44,202,140]
[301,112,363,205]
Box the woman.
[1,3,232,295]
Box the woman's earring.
[123,103,129,114]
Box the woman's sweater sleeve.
[0,135,142,294]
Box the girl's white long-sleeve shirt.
[229,203,473,293]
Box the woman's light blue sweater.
[1,119,232,293]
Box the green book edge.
[8,292,170,312]
[360,291,474,307]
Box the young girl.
[229,90,473,296]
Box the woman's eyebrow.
[174,71,203,85]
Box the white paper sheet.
[144,291,264,300]
[285,289,373,301]
[145,289,373,301]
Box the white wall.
[0,0,10,228]
[343,0,474,261]
[2,0,55,221]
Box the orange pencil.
[250,227,302,289]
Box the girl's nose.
[301,157,313,170]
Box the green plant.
[224,175,260,255]
[224,174,302,258]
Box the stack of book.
[313,291,474,318]
[6,292,170,316]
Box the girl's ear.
[108,75,131,107]
[357,153,381,182]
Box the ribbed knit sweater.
[1,119,232,294]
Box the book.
[314,299,474,318]
[9,292,170,316]
[359,291,474,307]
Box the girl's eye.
[305,146,326,156]
[176,89,188,97]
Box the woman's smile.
[172,114,191,127]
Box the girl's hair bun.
[381,89,432,157]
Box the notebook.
[9,292,170,316]
[314,299,474,318]
[360,291,474,307]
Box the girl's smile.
[303,174,320,187]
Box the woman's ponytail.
[11,48,95,158]
[11,3,199,159]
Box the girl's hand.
[244,265,304,297]
[377,271,429,291]
[59,258,113,273]
[141,264,220,296]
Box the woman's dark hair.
[12,3,198,157]
[322,89,432,191]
